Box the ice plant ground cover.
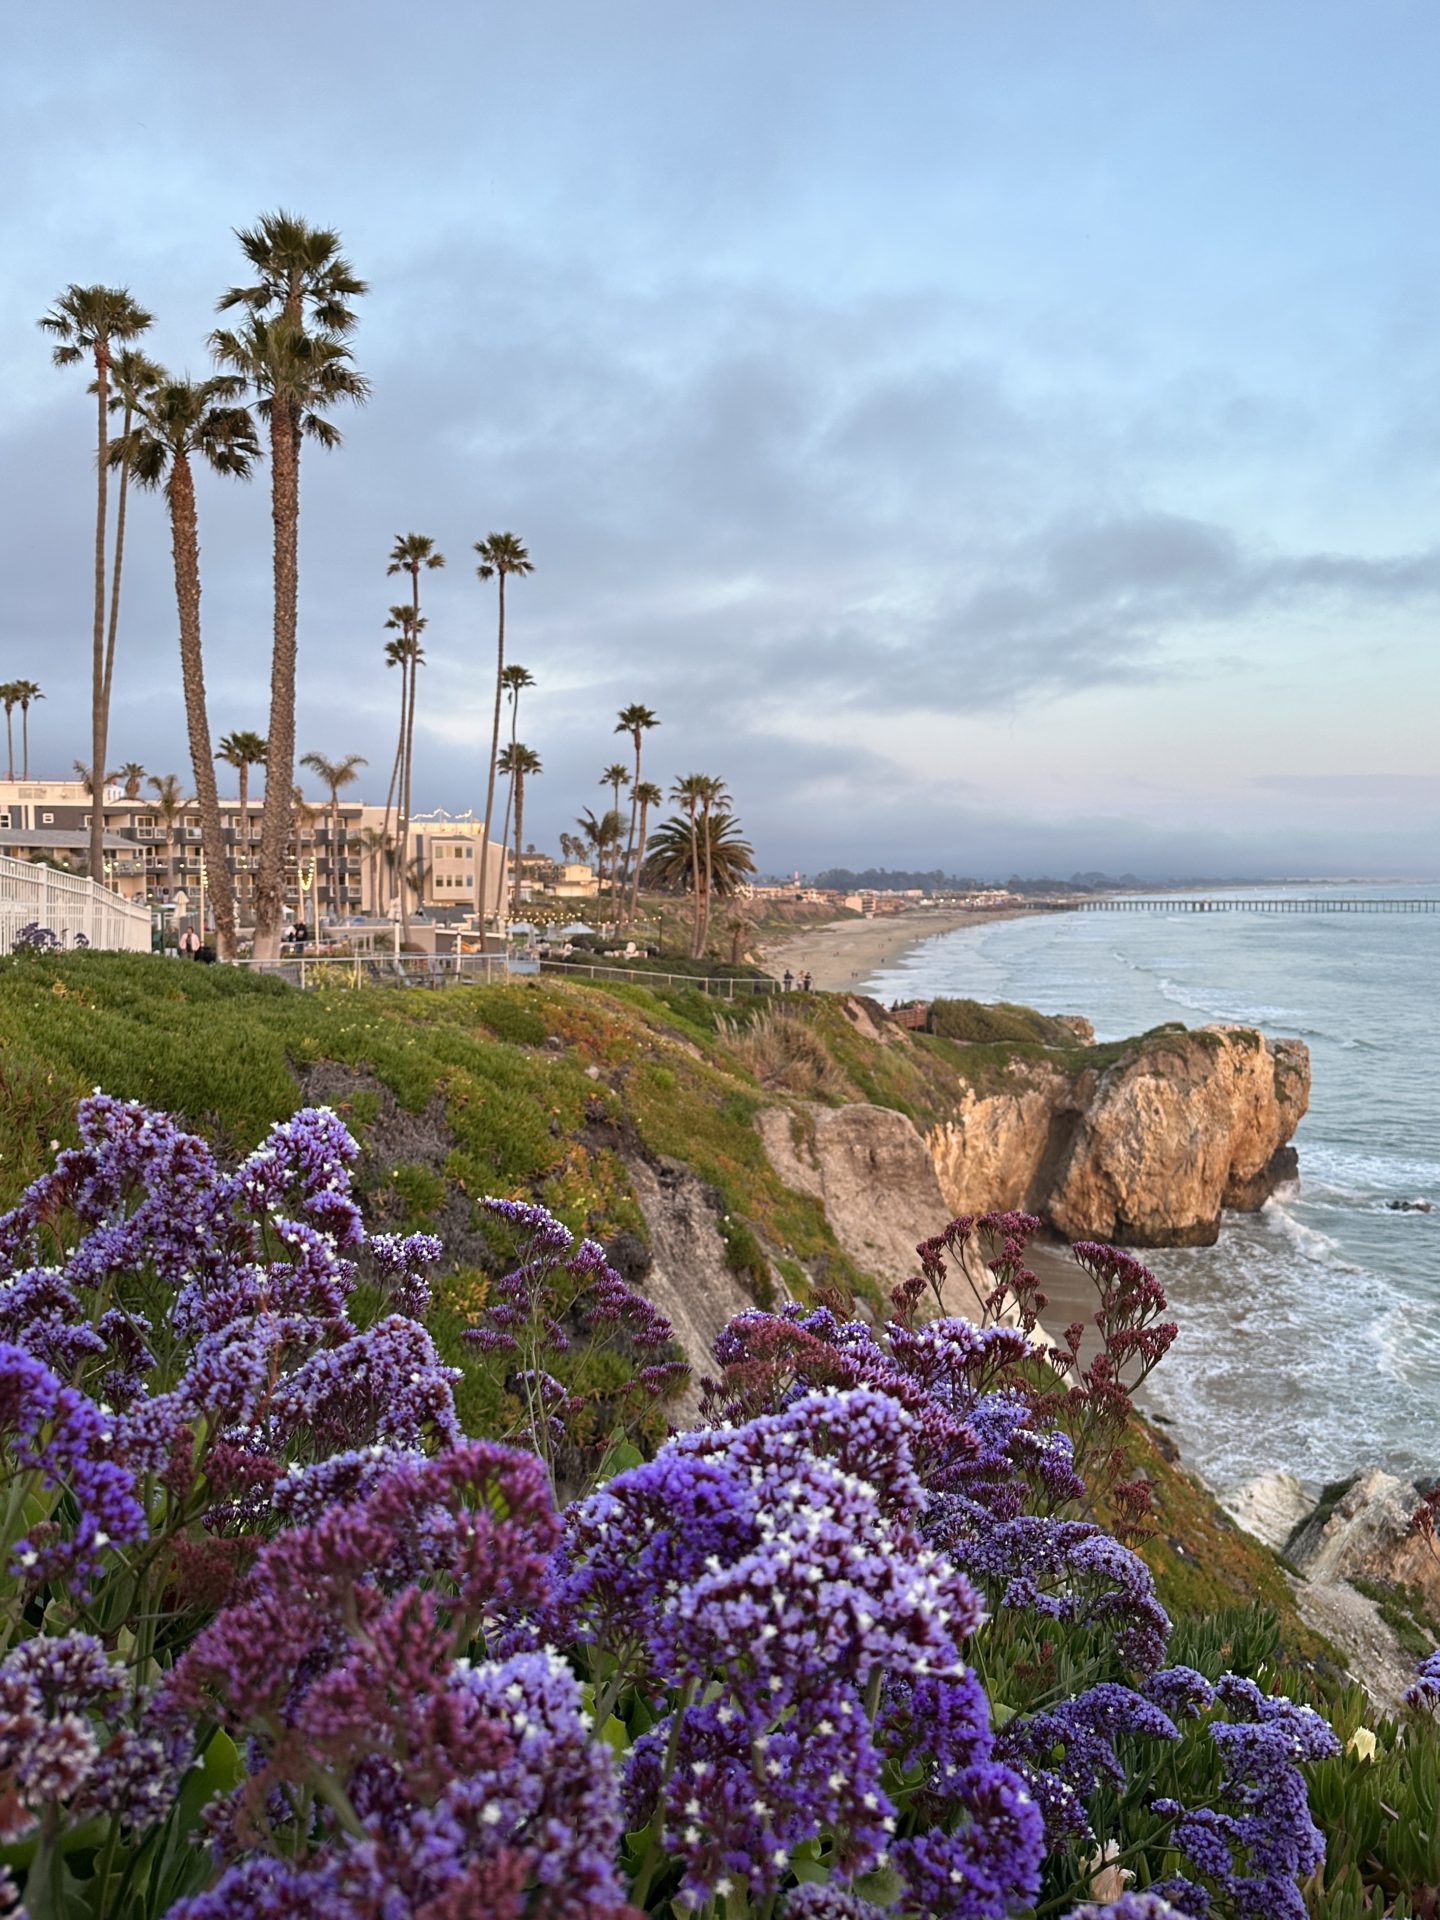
[0,1095,1435,1917]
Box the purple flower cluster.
[1152,1674,1339,1920]
[1404,1647,1440,1711]
[0,1633,184,1842]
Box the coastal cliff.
[925,1023,1310,1248]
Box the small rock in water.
[1386,1196,1432,1212]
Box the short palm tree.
[694,774,730,957]
[111,372,260,958]
[615,703,659,924]
[212,212,368,960]
[497,743,541,916]
[38,284,154,879]
[474,533,534,938]
[147,773,186,897]
[15,683,43,780]
[670,774,707,957]
[358,824,391,912]
[216,729,268,867]
[118,762,146,799]
[641,811,755,929]
[600,764,631,901]
[497,664,535,876]
[299,750,368,917]
[0,685,18,782]
[576,806,625,906]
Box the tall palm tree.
[386,532,443,934]
[615,703,659,924]
[97,347,165,752]
[380,633,409,909]
[630,779,663,925]
[299,750,368,917]
[473,533,533,938]
[383,606,426,936]
[671,774,707,957]
[147,773,186,899]
[358,824,391,913]
[111,373,260,958]
[216,729,268,863]
[38,284,154,880]
[0,685,18,782]
[15,684,43,781]
[694,774,730,959]
[211,212,368,961]
[497,743,541,917]
[497,664,535,875]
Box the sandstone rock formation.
[756,1104,972,1300]
[927,1025,1309,1248]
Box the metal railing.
[230,952,518,990]
[0,854,151,956]
[537,956,784,995]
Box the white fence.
[0,854,151,956]
[232,953,517,990]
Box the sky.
[4,0,1440,880]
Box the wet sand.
[760,907,1024,995]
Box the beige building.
[0,779,507,931]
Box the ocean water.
[861,886,1440,1490]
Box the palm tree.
[386,532,443,934]
[599,762,631,898]
[473,533,534,938]
[670,774,707,957]
[38,284,154,880]
[382,606,426,934]
[15,684,43,781]
[497,743,541,916]
[98,347,165,753]
[630,779,663,925]
[615,703,659,924]
[497,664,535,876]
[1,685,18,782]
[111,373,260,958]
[358,824,391,912]
[694,774,730,958]
[576,806,625,907]
[117,763,145,799]
[641,811,755,928]
[147,773,186,898]
[211,212,368,960]
[216,730,268,876]
[299,751,368,917]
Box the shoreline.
[759,906,1023,995]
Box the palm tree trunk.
[3,710,12,783]
[237,761,249,923]
[512,770,525,917]
[401,649,419,938]
[21,705,31,782]
[101,401,135,766]
[477,574,505,939]
[89,347,110,883]
[252,406,300,962]
[686,807,702,959]
[699,800,716,958]
[382,657,407,912]
[167,452,237,958]
[622,740,642,928]
[633,798,651,923]
[499,688,522,884]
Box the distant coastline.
[759,905,1025,993]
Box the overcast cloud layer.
[4,1,1440,878]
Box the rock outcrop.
[754,1103,1030,1317]
[927,1025,1310,1248]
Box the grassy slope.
[0,952,1320,1654]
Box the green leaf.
[854,1864,904,1905]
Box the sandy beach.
[760,907,1022,995]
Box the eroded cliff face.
[856,1024,1308,1251]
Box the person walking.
[782,968,794,991]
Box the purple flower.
[889,1761,1046,1919]
[1404,1648,1440,1711]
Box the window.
[41,812,54,824]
